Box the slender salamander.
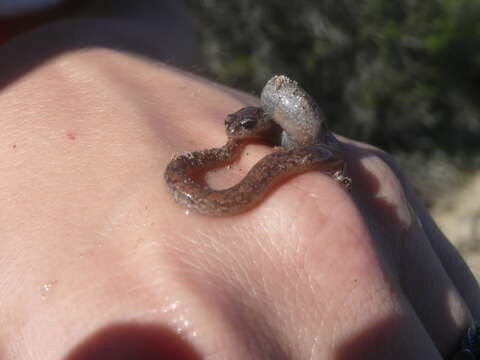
[164,76,350,216]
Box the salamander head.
[225,106,277,140]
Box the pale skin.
[0,4,479,359]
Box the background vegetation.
[185,0,480,205]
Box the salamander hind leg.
[333,170,352,191]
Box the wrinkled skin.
[0,2,479,359]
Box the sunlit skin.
[0,4,479,359]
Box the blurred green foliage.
[186,0,480,166]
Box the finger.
[341,140,476,356]
[383,151,480,321]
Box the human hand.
[0,22,479,360]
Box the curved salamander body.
[261,75,325,148]
[165,139,343,216]
[164,103,347,216]
[261,75,344,155]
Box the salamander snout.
[225,106,266,140]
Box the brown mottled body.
[165,140,343,216]
[164,103,348,216]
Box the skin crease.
[0,9,479,360]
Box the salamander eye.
[240,117,257,129]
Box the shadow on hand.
[335,315,442,359]
[341,142,472,357]
[64,323,201,360]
